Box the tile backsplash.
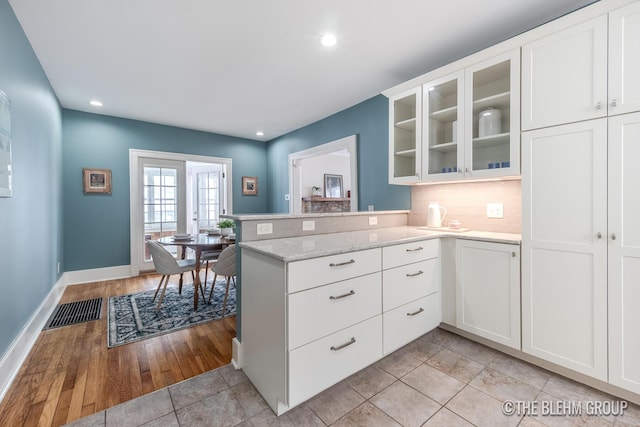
[409,180,521,234]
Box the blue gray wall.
[266,95,410,213]
[0,0,63,357]
[63,110,268,271]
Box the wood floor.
[0,274,236,427]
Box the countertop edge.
[239,227,521,262]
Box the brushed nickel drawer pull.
[330,337,356,351]
[406,270,424,277]
[330,290,355,300]
[407,307,424,317]
[329,259,355,267]
[405,247,424,252]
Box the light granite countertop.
[239,226,521,262]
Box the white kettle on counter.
[427,202,447,228]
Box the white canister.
[479,108,502,138]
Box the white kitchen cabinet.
[608,112,640,394]
[422,49,520,181]
[522,119,608,380]
[382,239,440,354]
[456,239,521,350]
[389,87,422,184]
[523,2,640,130]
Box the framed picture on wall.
[0,90,12,198]
[324,174,343,198]
[242,176,258,196]
[83,168,112,194]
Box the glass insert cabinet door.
[423,71,464,180]
[465,49,520,177]
[389,87,422,183]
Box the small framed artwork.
[324,174,343,198]
[83,168,112,194]
[242,176,258,196]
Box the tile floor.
[65,328,640,427]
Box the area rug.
[107,279,236,347]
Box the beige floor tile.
[218,364,249,387]
[488,353,552,390]
[446,386,521,427]
[533,392,614,426]
[375,347,422,379]
[245,405,325,427]
[370,381,441,427]
[346,365,396,399]
[427,348,485,383]
[402,335,443,362]
[444,337,499,366]
[469,367,541,402]
[175,388,249,427]
[229,381,270,418]
[331,401,400,427]
[615,401,640,426]
[306,381,365,425]
[401,363,465,405]
[140,412,179,427]
[168,369,229,409]
[423,408,474,426]
[105,389,174,427]
[424,328,468,348]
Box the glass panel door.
[196,170,221,233]
[139,158,186,271]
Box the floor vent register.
[44,297,103,329]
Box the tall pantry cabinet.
[522,1,640,392]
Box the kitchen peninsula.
[227,211,521,414]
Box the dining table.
[158,233,235,310]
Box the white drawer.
[289,316,382,407]
[383,239,439,270]
[288,272,382,350]
[383,259,439,312]
[287,248,381,293]
[383,294,441,354]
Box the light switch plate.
[257,223,273,235]
[487,203,504,218]
[369,216,378,225]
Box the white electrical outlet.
[368,205,374,211]
[487,203,504,218]
[369,216,378,225]
[302,220,315,231]
[284,194,290,201]
[257,223,273,235]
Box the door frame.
[129,149,233,277]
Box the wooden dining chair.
[147,241,199,311]
[207,244,236,313]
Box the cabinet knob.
[611,233,617,241]
[512,251,516,258]
[597,232,602,239]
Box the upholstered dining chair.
[207,244,236,313]
[147,240,198,311]
[200,249,222,293]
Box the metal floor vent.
[44,298,103,330]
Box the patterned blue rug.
[107,279,236,347]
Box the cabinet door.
[522,16,608,130]
[522,120,608,380]
[609,2,640,116]
[389,87,421,184]
[608,112,640,394]
[422,71,464,181]
[456,239,520,349]
[464,49,520,178]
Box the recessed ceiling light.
[256,131,264,137]
[90,100,103,107]
[320,33,337,47]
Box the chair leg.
[203,261,209,294]
[156,275,171,311]
[207,273,218,304]
[178,273,183,294]
[152,275,167,302]
[222,276,231,314]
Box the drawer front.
[383,239,439,270]
[383,259,439,312]
[287,248,381,293]
[289,315,382,407]
[383,294,440,354]
[288,272,382,350]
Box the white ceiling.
[9,0,597,142]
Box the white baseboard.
[232,337,242,369]
[64,265,131,285]
[0,264,134,403]
[0,275,67,402]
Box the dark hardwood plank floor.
[0,274,236,427]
